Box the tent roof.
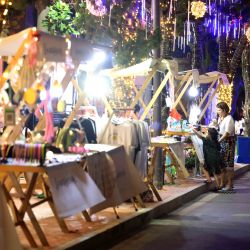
[0,28,31,57]
[0,28,110,63]
[101,58,179,78]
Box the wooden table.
[148,137,190,201]
[163,130,191,137]
[0,145,147,247]
[0,164,76,248]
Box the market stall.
[0,28,147,247]
[100,58,232,197]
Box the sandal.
[218,187,235,194]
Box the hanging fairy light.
[110,77,135,108]
[191,1,207,19]
[0,0,12,27]
[86,0,118,17]
[246,27,250,43]
[86,0,107,16]
[217,83,233,109]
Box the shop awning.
[0,28,108,63]
[101,58,179,78]
[0,29,31,57]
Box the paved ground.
[107,171,250,250]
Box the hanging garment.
[101,120,138,161]
[134,121,150,179]
[80,118,97,143]
[70,118,97,144]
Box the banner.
[84,144,148,215]
[46,162,105,218]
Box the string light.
[110,77,135,108]
[0,0,12,27]
[217,82,233,110]
[191,1,207,19]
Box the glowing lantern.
[24,88,37,105]
[191,1,207,19]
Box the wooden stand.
[0,165,48,247]
[0,164,92,247]
[148,139,190,201]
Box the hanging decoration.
[35,86,55,143]
[191,1,207,19]
[217,83,233,109]
[74,0,161,66]
[23,88,37,105]
[109,77,135,108]
[160,0,177,56]
[86,0,107,17]
[85,0,119,17]
[0,0,12,27]
[246,27,250,43]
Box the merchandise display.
[0,0,249,246]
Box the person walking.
[216,102,235,193]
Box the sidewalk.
[109,169,250,250]
[53,163,249,250]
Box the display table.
[149,136,189,201]
[0,144,147,247]
[163,130,191,137]
[0,163,69,247]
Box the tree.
[42,0,79,36]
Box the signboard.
[37,32,67,62]
[4,106,15,126]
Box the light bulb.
[189,86,199,97]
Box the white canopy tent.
[0,28,112,144]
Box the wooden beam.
[63,78,89,130]
[130,67,157,109]
[35,65,80,132]
[175,71,192,94]
[179,100,188,118]
[172,75,193,109]
[63,94,86,129]
[140,71,171,121]
[131,82,147,110]
[198,77,218,109]
[198,82,221,122]
[101,96,113,116]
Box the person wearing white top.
[216,102,235,193]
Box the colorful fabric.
[35,91,54,143]
[220,136,236,169]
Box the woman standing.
[216,102,235,192]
